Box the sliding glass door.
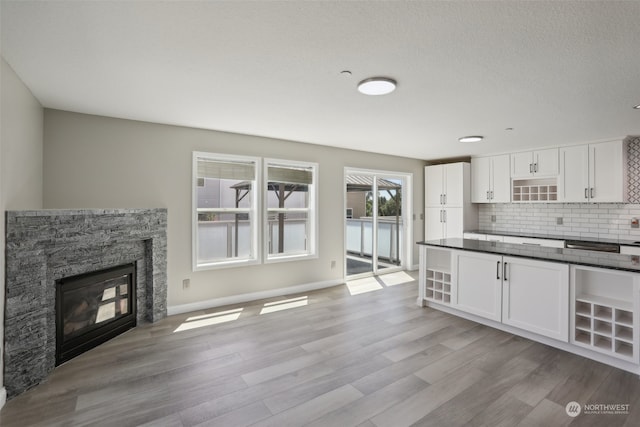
[345,169,408,278]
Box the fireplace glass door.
[56,264,136,365]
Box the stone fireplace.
[4,209,167,398]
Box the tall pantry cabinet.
[425,162,478,240]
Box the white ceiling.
[1,1,639,160]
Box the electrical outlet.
[331,260,336,269]
[557,217,563,225]
[183,278,190,289]
[632,218,639,229]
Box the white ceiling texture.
[1,1,639,160]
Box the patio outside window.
[265,159,318,262]
[193,152,260,269]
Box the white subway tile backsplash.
[478,202,640,242]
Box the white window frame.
[263,158,318,263]
[192,151,261,271]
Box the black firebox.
[56,263,136,365]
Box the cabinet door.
[453,251,502,321]
[491,155,511,203]
[511,151,533,178]
[425,207,444,241]
[471,157,490,203]
[590,140,624,203]
[443,208,463,239]
[502,257,569,341]
[559,144,589,202]
[534,148,559,176]
[425,165,444,207]
[444,163,464,207]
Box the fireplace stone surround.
[4,208,167,398]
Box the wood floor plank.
[463,393,533,427]
[515,398,572,427]
[261,354,391,415]
[1,271,639,427]
[307,374,429,427]
[351,344,452,395]
[191,401,271,427]
[369,363,487,427]
[252,384,364,427]
[411,354,541,427]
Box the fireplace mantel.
[4,208,167,398]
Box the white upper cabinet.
[425,163,464,207]
[590,141,626,203]
[511,148,559,178]
[425,163,477,240]
[559,140,626,203]
[471,155,510,203]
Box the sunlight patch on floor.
[173,308,243,332]
[260,296,309,314]
[346,277,384,295]
[378,271,414,287]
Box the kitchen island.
[418,238,640,374]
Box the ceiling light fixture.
[357,77,397,95]
[634,104,640,109]
[458,136,484,143]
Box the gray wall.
[43,109,426,308]
[0,57,44,400]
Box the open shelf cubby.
[425,268,452,304]
[572,266,637,361]
[424,247,452,305]
[512,177,557,202]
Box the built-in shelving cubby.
[424,248,452,305]
[571,266,639,362]
[512,177,557,202]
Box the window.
[264,159,318,262]
[193,152,260,269]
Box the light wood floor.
[2,271,639,426]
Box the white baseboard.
[0,387,6,410]
[167,279,344,316]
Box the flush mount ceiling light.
[634,104,640,109]
[458,136,484,143]
[357,77,397,95]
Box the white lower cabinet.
[502,257,569,341]
[453,251,502,321]
[453,251,569,340]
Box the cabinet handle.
[529,163,533,173]
[496,261,501,279]
[590,188,594,198]
[487,191,490,200]
[584,188,588,199]
[440,210,443,223]
[443,210,447,223]
[490,190,494,200]
[440,194,443,204]
[443,194,447,205]
[534,163,538,173]
[503,262,508,281]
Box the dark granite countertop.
[464,230,640,247]
[418,238,640,273]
